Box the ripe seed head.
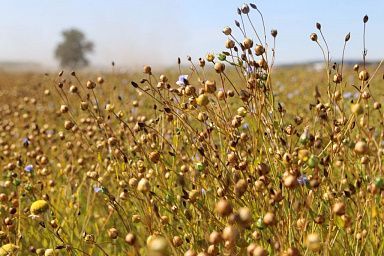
[225,39,235,49]
[254,45,265,56]
[310,33,318,41]
[108,228,119,239]
[214,62,225,73]
[69,85,78,93]
[215,199,233,217]
[97,77,104,84]
[243,38,254,49]
[241,4,250,14]
[332,202,346,215]
[86,80,96,89]
[358,70,370,81]
[205,80,217,93]
[137,178,150,193]
[222,26,232,35]
[354,141,369,154]
[263,212,276,225]
[143,65,152,74]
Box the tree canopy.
[54,28,94,68]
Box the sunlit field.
[0,3,384,256]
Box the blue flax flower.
[24,165,33,172]
[176,75,189,87]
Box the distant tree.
[55,28,94,68]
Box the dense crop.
[0,3,383,256]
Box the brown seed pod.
[333,74,342,84]
[149,151,160,163]
[214,62,225,73]
[97,77,104,84]
[223,26,232,35]
[80,101,88,110]
[373,102,381,109]
[69,85,78,93]
[137,178,150,193]
[172,236,183,247]
[238,207,252,226]
[234,179,248,197]
[283,174,298,189]
[310,33,318,41]
[108,228,119,239]
[358,70,370,81]
[225,39,235,49]
[332,201,346,215]
[209,230,222,245]
[241,4,250,14]
[222,225,239,242]
[86,80,96,89]
[60,105,69,113]
[285,247,301,256]
[143,65,152,74]
[243,38,254,49]
[185,85,196,95]
[125,233,136,245]
[205,80,217,93]
[254,45,265,56]
[252,246,268,256]
[215,199,233,217]
[263,212,276,226]
[64,120,74,130]
[354,141,369,154]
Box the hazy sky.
[1,1,383,69]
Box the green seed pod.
[256,217,265,230]
[218,53,226,61]
[195,162,205,172]
[308,155,319,168]
[299,127,310,145]
[374,177,384,189]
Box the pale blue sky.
[1,1,383,69]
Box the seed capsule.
[332,202,346,215]
[354,141,369,154]
[243,38,254,49]
[214,62,225,73]
[358,70,370,81]
[196,94,209,106]
[223,27,232,35]
[306,233,321,252]
[86,80,96,89]
[254,45,265,56]
[215,199,233,217]
[310,33,318,41]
